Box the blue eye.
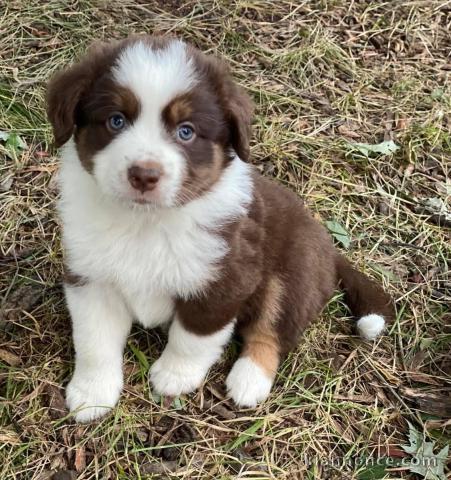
[177,124,195,141]
[108,113,126,131]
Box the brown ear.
[46,42,119,147]
[201,55,253,161]
[46,64,90,147]
[226,82,253,161]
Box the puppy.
[46,35,394,423]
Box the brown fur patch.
[241,276,283,376]
[75,83,140,172]
[64,269,88,287]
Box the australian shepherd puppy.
[46,35,394,423]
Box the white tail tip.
[357,314,385,340]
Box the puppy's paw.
[226,357,273,408]
[149,351,207,397]
[66,371,123,423]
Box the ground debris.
[0,283,43,324]
[44,383,67,420]
[400,387,451,417]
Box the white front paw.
[66,370,123,423]
[149,351,207,397]
[226,357,273,408]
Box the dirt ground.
[0,1,450,479]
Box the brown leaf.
[44,384,67,420]
[74,446,86,472]
[0,284,42,323]
[202,398,236,419]
[338,123,361,139]
[35,150,50,158]
[407,351,427,370]
[395,118,409,130]
[0,348,21,366]
[379,445,407,458]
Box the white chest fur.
[58,143,253,326]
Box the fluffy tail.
[336,255,394,340]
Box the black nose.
[128,164,162,193]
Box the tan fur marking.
[178,143,224,202]
[166,96,192,124]
[242,276,284,377]
[207,143,225,183]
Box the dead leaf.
[202,398,236,419]
[0,284,42,323]
[338,123,361,139]
[0,348,21,366]
[407,351,427,370]
[74,446,86,472]
[396,118,409,130]
[379,445,407,458]
[44,384,67,420]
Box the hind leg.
[226,277,282,408]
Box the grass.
[0,1,450,479]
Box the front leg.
[150,316,234,397]
[65,281,132,422]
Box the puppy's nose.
[127,162,162,193]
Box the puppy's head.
[47,36,252,207]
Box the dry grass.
[0,1,450,479]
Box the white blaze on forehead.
[112,39,197,110]
[90,39,198,208]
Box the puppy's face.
[47,36,252,207]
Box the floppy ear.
[46,64,90,147]
[225,81,253,162]
[203,56,253,161]
[46,42,118,147]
